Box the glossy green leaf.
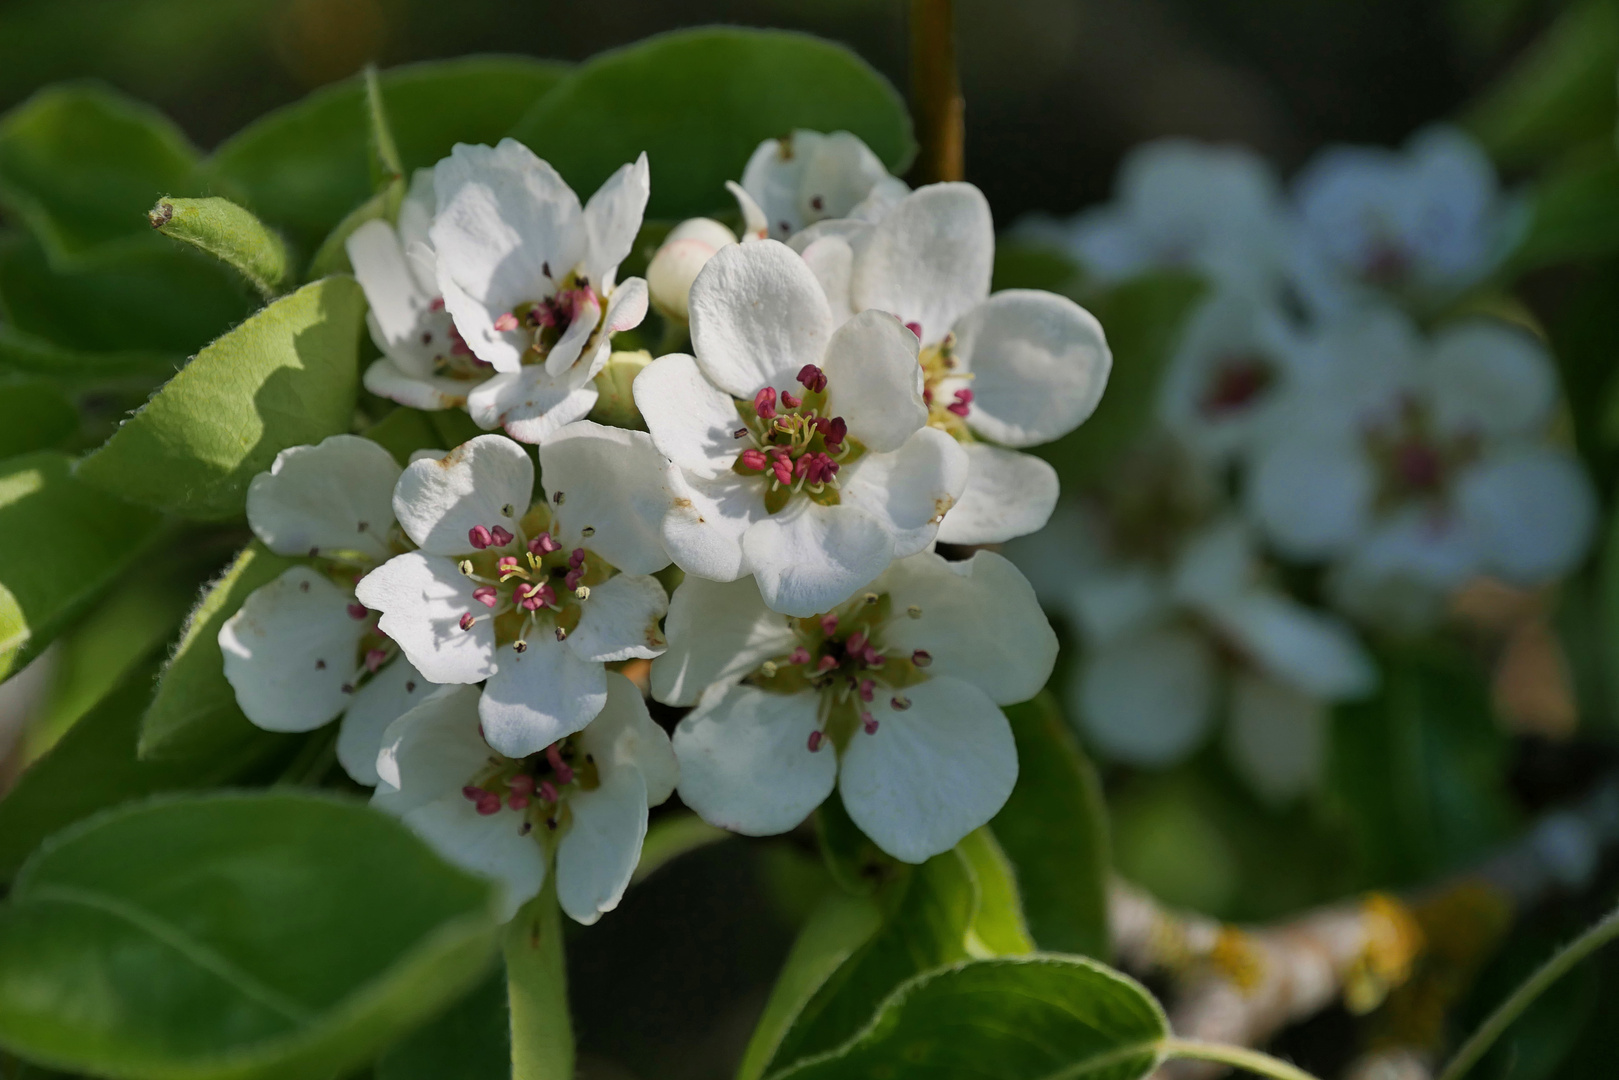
[0,323,174,390]
[149,196,291,298]
[0,83,199,265]
[0,792,500,1080]
[1034,272,1206,489]
[768,956,1168,1080]
[1508,151,1619,270]
[956,828,1034,958]
[374,967,507,1080]
[509,28,914,221]
[138,543,296,762]
[77,275,365,520]
[0,231,253,360]
[306,179,403,280]
[361,405,446,466]
[0,659,291,882]
[0,376,76,456]
[0,451,165,679]
[992,693,1111,957]
[208,57,570,252]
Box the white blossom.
[635,239,969,617]
[373,676,676,923]
[429,139,651,444]
[355,429,671,758]
[732,129,909,242]
[654,550,1056,862]
[219,435,431,785]
[647,217,738,324]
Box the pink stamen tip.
[537,780,559,803]
[912,649,932,667]
[904,321,923,340]
[472,586,499,608]
[793,454,811,480]
[530,532,561,555]
[564,568,584,591]
[365,648,388,673]
[787,646,812,665]
[807,730,824,752]
[862,645,885,666]
[824,417,847,449]
[797,364,828,393]
[493,312,520,332]
[753,386,777,420]
[946,397,971,418]
[781,391,802,409]
[468,525,493,549]
[954,389,975,404]
[475,792,502,815]
[858,678,875,702]
[462,785,483,801]
[568,548,587,569]
[923,387,934,405]
[429,297,447,312]
[490,525,514,547]
[545,743,573,783]
[346,603,368,620]
[846,630,868,655]
[459,612,476,631]
[816,655,838,674]
[508,774,536,796]
[820,613,839,635]
[862,712,878,734]
[771,460,793,486]
[740,448,768,471]
[507,793,530,811]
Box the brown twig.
[908,0,965,184]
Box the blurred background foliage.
[3,1,1619,1077]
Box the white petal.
[542,288,601,376]
[364,358,478,411]
[838,674,1016,864]
[219,567,367,732]
[821,309,927,452]
[851,182,994,346]
[1348,505,1483,592]
[951,290,1112,448]
[934,444,1058,545]
[479,636,607,758]
[467,366,599,446]
[396,168,437,261]
[556,763,648,925]
[1247,434,1374,560]
[634,353,743,475]
[1458,447,1597,584]
[800,235,855,326]
[392,434,534,555]
[688,240,833,399]
[1169,517,1255,612]
[673,684,836,835]
[579,672,678,804]
[1426,320,1556,438]
[582,152,650,287]
[541,421,672,573]
[726,179,770,241]
[372,684,492,814]
[661,469,760,583]
[743,501,894,617]
[839,427,970,557]
[1225,674,1327,803]
[347,219,435,356]
[877,550,1058,705]
[651,574,795,707]
[432,140,585,370]
[246,435,401,563]
[404,798,548,923]
[337,657,430,786]
[355,552,497,683]
[1074,626,1215,765]
[602,276,649,335]
[1207,589,1377,700]
[567,573,669,662]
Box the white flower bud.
[648,218,737,323]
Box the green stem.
[1162,1037,1324,1080]
[505,878,574,1080]
[1437,904,1619,1080]
[363,64,404,187]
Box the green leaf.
[208,57,570,253]
[306,179,404,280]
[767,956,1168,1080]
[1507,150,1619,270]
[504,883,573,1080]
[0,323,174,391]
[509,28,914,221]
[0,451,165,679]
[632,812,729,885]
[1463,0,1619,166]
[374,967,508,1080]
[0,659,291,882]
[138,543,296,763]
[991,693,1111,957]
[149,197,291,298]
[0,231,254,360]
[956,828,1034,958]
[1034,272,1206,489]
[0,83,199,265]
[76,275,366,520]
[0,376,76,457]
[361,405,447,466]
[0,792,500,1080]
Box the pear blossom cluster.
[1011,127,1595,796]
[222,130,1104,922]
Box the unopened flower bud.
[647,218,737,323]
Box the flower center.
[452,499,617,647]
[746,590,931,752]
[1364,396,1479,506]
[304,527,414,695]
[491,266,603,368]
[1198,353,1276,419]
[1359,239,1412,288]
[460,733,601,839]
[423,297,492,381]
[731,364,864,513]
[916,329,974,440]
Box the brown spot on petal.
[930,496,955,523]
[673,497,693,510]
